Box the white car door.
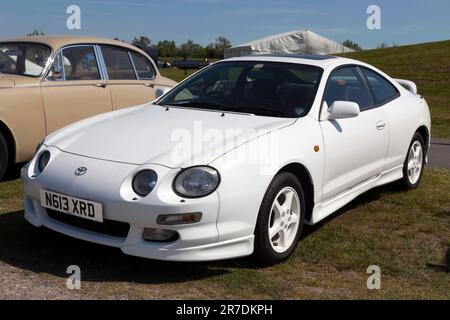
[320,66,389,201]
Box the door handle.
[376,121,386,130]
[94,83,108,88]
[144,83,154,88]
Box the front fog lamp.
[143,228,179,242]
[132,169,158,197]
[157,212,202,225]
[38,151,50,172]
[173,166,220,198]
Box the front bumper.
[21,149,253,261]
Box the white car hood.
[46,104,296,168]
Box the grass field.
[0,169,448,299]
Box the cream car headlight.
[173,166,220,198]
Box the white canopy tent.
[224,30,354,58]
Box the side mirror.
[328,101,360,119]
[52,65,62,75]
[155,87,171,99]
[48,65,62,79]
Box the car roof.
[223,54,362,69]
[1,35,140,52]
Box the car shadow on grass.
[1,181,443,283]
[301,181,405,240]
[3,163,25,182]
[0,210,256,284]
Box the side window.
[361,67,399,105]
[130,53,155,79]
[101,46,136,80]
[324,66,374,111]
[61,46,101,81]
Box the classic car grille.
[47,210,130,238]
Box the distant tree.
[342,40,362,51]
[27,29,45,36]
[205,43,216,59]
[210,36,231,58]
[178,39,205,58]
[131,36,151,48]
[156,40,177,57]
[377,42,390,49]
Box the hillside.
[340,40,450,139]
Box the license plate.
[40,190,103,222]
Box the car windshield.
[0,43,51,77]
[157,61,323,118]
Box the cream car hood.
[0,75,15,88]
[0,74,40,88]
[46,104,296,168]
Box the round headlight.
[38,151,50,172]
[173,166,220,198]
[132,170,158,197]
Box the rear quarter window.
[361,67,399,105]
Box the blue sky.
[0,0,448,48]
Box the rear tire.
[401,132,425,190]
[0,133,9,180]
[253,172,305,265]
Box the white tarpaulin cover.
[224,29,354,58]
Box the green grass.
[0,169,449,299]
[339,40,450,139]
[160,68,198,83]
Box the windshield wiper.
[230,107,293,118]
[163,101,230,111]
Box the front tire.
[0,133,9,180]
[253,172,305,265]
[401,132,425,189]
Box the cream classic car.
[0,35,176,179]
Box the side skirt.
[307,165,403,225]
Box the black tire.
[253,172,305,265]
[401,132,425,190]
[0,133,9,180]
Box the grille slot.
[47,210,130,238]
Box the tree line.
[127,36,231,59]
[29,30,404,56]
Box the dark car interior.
[160,61,323,118]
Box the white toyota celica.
[22,54,431,264]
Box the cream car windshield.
[0,43,51,77]
[157,61,323,118]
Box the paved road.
[428,139,450,169]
